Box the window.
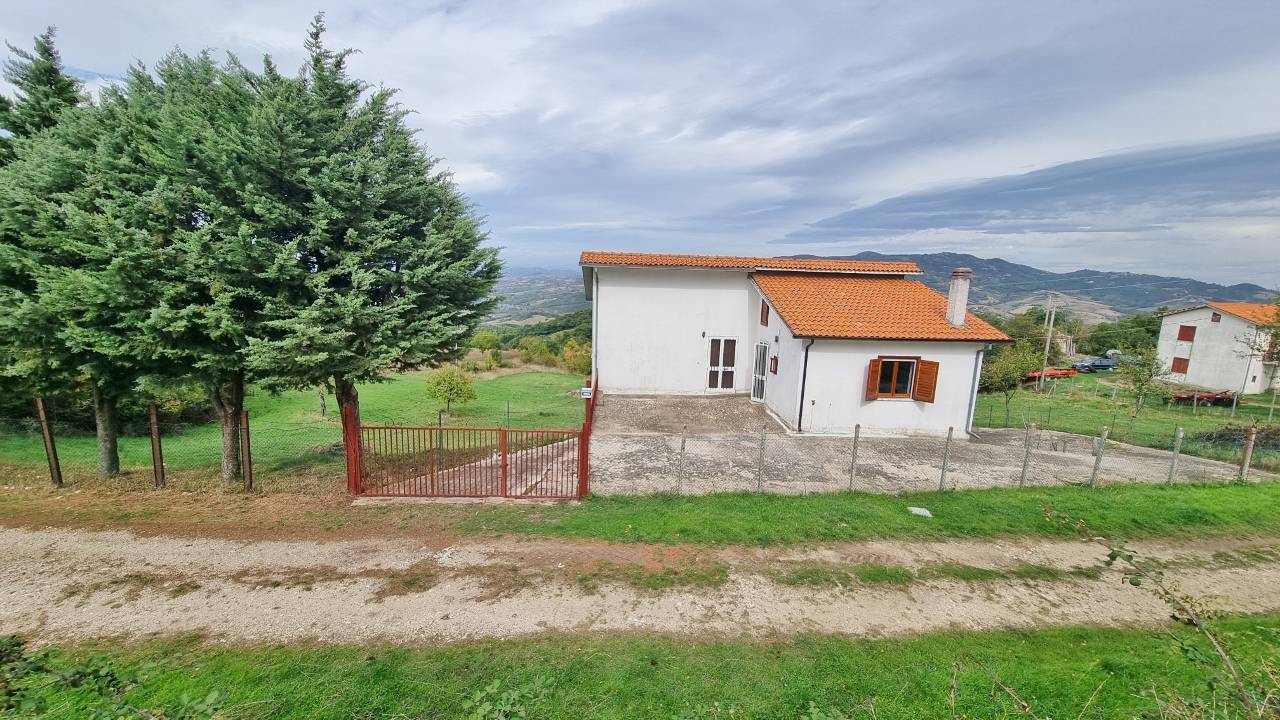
[1171,356,1190,373]
[759,299,770,326]
[1177,325,1197,342]
[1211,312,1222,323]
[769,355,779,375]
[878,359,916,397]
[865,357,940,403]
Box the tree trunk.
[335,375,360,427]
[92,384,121,477]
[209,373,244,483]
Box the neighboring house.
[1156,302,1278,394]
[580,251,1009,436]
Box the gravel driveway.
[4,527,1279,644]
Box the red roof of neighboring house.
[579,250,921,275]
[1207,301,1278,326]
[753,273,1009,342]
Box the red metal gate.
[355,425,583,499]
[342,376,598,500]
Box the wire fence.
[587,420,1269,496]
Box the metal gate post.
[148,404,166,488]
[577,422,590,498]
[341,403,363,494]
[499,428,509,497]
[239,409,254,491]
[34,396,63,488]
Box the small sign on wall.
[580,387,594,399]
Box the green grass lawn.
[460,481,1280,545]
[22,616,1280,719]
[976,373,1279,470]
[0,371,585,478]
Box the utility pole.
[1038,297,1057,393]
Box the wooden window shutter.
[1177,325,1197,342]
[864,358,882,401]
[769,356,779,374]
[912,360,939,403]
[760,300,769,326]
[1171,356,1189,373]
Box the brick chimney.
[946,268,972,327]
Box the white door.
[707,337,737,391]
[751,342,768,401]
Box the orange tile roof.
[580,250,920,275]
[1208,301,1278,326]
[753,273,1009,341]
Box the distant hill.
[489,254,1275,325]
[487,267,589,324]
[792,252,1275,322]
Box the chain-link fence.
[587,422,1263,496]
[976,379,1280,475]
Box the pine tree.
[245,16,501,424]
[0,27,84,164]
[0,30,138,477]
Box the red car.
[1169,390,1234,407]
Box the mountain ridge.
[489,255,1275,324]
[790,251,1274,321]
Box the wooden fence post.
[939,426,953,492]
[1019,423,1036,487]
[677,427,687,495]
[1168,427,1183,485]
[848,424,860,490]
[34,397,63,488]
[148,404,166,488]
[239,409,253,491]
[342,402,363,495]
[1090,426,1110,488]
[1239,425,1258,482]
[756,426,766,493]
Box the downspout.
[796,339,815,432]
[965,346,986,437]
[591,270,600,386]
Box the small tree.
[979,341,1041,426]
[1115,345,1169,417]
[560,338,592,375]
[472,330,500,353]
[425,365,476,412]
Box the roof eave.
[579,261,922,276]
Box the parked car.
[1168,390,1235,407]
[1071,358,1115,372]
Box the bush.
[518,337,555,366]
[425,365,477,411]
[559,338,592,375]
[488,348,504,366]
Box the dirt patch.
[4,526,1280,645]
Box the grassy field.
[20,616,1279,719]
[464,481,1280,544]
[6,479,1279,546]
[0,371,585,483]
[976,373,1279,470]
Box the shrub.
[518,336,555,366]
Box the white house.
[1156,302,1278,394]
[580,251,1009,436]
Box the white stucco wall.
[1157,308,1276,393]
[798,340,987,436]
[748,283,805,427]
[593,267,752,394]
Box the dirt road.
[3,527,1279,644]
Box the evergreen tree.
[0,27,84,164]
[0,30,139,477]
[245,16,501,424]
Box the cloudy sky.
[4,1,1280,285]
